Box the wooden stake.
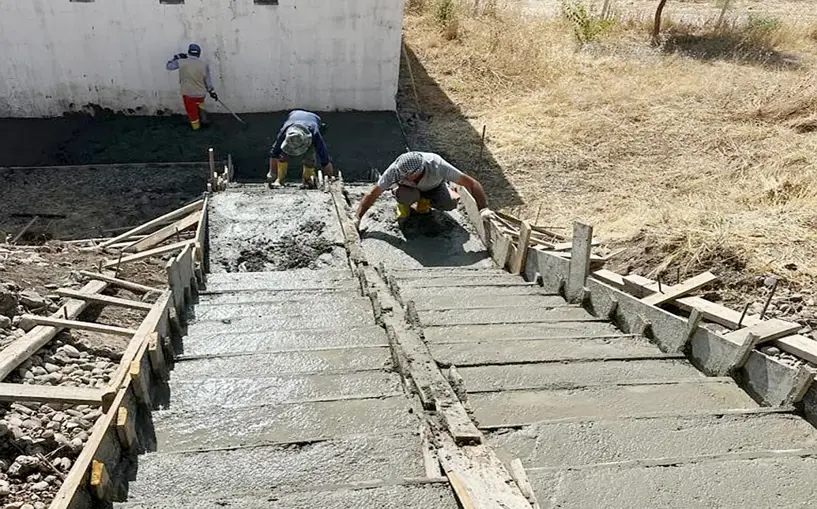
[479,125,487,160]
[566,222,593,303]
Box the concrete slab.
[203,278,360,293]
[390,268,504,277]
[409,294,570,311]
[488,412,817,469]
[180,326,389,357]
[419,306,597,326]
[527,456,817,508]
[459,359,704,392]
[154,396,418,452]
[469,383,759,427]
[423,323,624,343]
[127,434,424,501]
[191,298,373,321]
[208,269,353,285]
[198,289,365,306]
[429,337,663,367]
[174,347,392,378]
[400,286,556,301]
[398,278,534,288]
[186,311,375,336]
[115,483,460,509]
[167,371,404,409]
[393,271,518,281]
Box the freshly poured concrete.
[400,285,557,300]
[488,412,817,469]
[469,383,758,427]
[203,278,360,293]
[198,289,363,306]
[422,322,624,343]
[186,310,375,335]
[409,294,570,311]
[154,395,418,452]
[419,306,598,326]
[191,298,374,321]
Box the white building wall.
[0,0,404,117]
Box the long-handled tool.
[216,99,246,124]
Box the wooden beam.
[124,210,202,253]
[90,460,112,501]
[19,315,137,337]
[102,239,195,268]
[641,272,718,306]
[566,222,593,303]
[54,289,153,311]
[96,200,204,248]
[773,335,817,365]
[0,280,108,380]
[116,407,139,452]
[195,195,209,265]
[509,221,532,275]
[509,459,541,509]
[457,185,486,244]
[78,271,163,294]
[723,318,802,347]
[0,383,106,405]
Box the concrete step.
[127,434,424,502]
[400,286,556,301]
[397,277,534,288]
[488,411,817,470]
[392,271,515,281]
[390,268,505,277]
[208,269,353,285]
[429,337,662,367]
[419,306,597,326]
[408,294,568,311]
[198,289,365,306]
[186,309,375,335]
[174,347,392,379]
[469,382,759,428]
[116,483,459,509]
[527,456,817,508]
[167,371,403,409]
[203,274,359,293]
[180,326,389,357]
[154,395,417,452]
[423,322,624,343]
[190,298,373,321]
[458,359,704,392]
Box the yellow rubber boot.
[396,203,411,221]
[191,120,201,130]
[302,166,316,189]
[416,198,432,214]
[272,161,288,187]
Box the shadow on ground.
[0,111,406,182]
[662,31,801,69]
[398,45,523,210]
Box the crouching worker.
[354,151,492,231]
[268,110,335,189]
[166,43,218,130]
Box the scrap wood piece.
[773,335,817,365]
[102,239,195,268]
[78,271,164,294]
[509,459,541,509]
[55,288,153,311]
[566,222,594,303]
[194,195,209,264]
[0,280,108,380]
[0,383,106,405]
[124,209,203,253]
[20,315,137,337]
[641,271,718,306]
[495,210,568,240]
[509,221,532,275]
[96,199,204,248]
[723,318,802,347]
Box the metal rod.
[535,203,542,226]
[676,267,680,285]
[657,275,663,293]
[479,125,487,160]
[738,302,751,328]
[114,251,125,278]
[760,278,779,320]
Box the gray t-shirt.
[377,152,464,192]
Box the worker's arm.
[165,57,180,71]
[205,65,217,100]
[454,174,488,210]
[354,185,384,230]
[267,127,287,176]
[313,131,334,176]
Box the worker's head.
[188,44,202,57]
[393,152,425,182]
[281,125,312,157]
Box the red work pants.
[182,95,206,129]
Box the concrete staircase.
[115,268,458,509]
[387,267,817,509]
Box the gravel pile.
[8,338,119,389]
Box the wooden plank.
[78,271,164,294]
[509,221,532,275]
[0,383,105,405]
[115,407,139,452]
[0,280,107,380]
[641,272,718,306]
[124,210,202,253]
[723,318,802,346]
[97,199,204,248]
[19,315,137,337]
[102,239,195,268]
[129,357,152,408]
[90,460,112,501]
[55,288,153,311]
[551,239,600,251]
[509,459,541,509]
[566,222,593,303]
[147,332,168,380]
[195,195,209,264]
[494,211,568,240]
[773,335,817,365]
[166,258,184,313]
[490,228,512,269]
[457,185,485,244]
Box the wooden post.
[510,221,532,275]
[566,222,593,303]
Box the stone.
[0,480,9,497]
[30,481,48,492]
[34,504,46,509]
[6,417,22,428]
[43,363,59,374]
[761,345,782,356]
[30,367,46,376]
[7,456,37,477]
[45,373,62,384]
[0,421,8,437]
[51,413,66,423]
[53,434,69,447]
[40,430,54,441]
[0,460,7,472]
[5,503,24,509]
[18,291,46,309]
[60,345,80,358]
[0,317,10,330]
[0,284,18,318]
[68,438,83,454]
[21,504,34,509]
[21,419,42,429]
[764,276,778,288]
[17,317,37,333]
[56,458,71,471]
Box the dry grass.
[403,0,817,289]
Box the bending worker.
[268,110,335,188]
[166,43,218,130]
[355,151,493,230]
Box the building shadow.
[399,44,523,210]
[662,31,801,70]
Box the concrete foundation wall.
[0,0,404,117]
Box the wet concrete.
[488,412,817,469]
[409,294,570,311]
[167,371,404,409]
[527,457,817,508]
[116,483,459,509]
[186,312,376,336]
[127,434,424,501]
[174,347,392,378]
[418,306,597,326]
[422,322,624,343]
[459,360,705,392]
[400,285,558,301]
[154,396,419,451]
[469,383,759,427]
[208,189,348,273]
[198,289,364,306]
[191,298,373,321]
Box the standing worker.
[166,43,218,130]
[268,110,335,189]
[354,151,494,230]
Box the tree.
[652,0,669,44]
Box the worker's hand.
[209,90,219,101]
[175,53,188,60]
[480,208,497,222]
